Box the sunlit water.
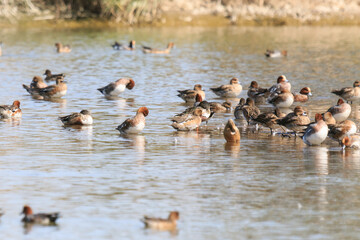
[0,26,360,239]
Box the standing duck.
[210,78,242,98]
[341,136,360,149]
[234,98,246,119]
[242,98,260,125]
[43,69,65,82]
[325,99,351,123]
[328,120,357,142]
[268,89,294,108]
[224,119,240,143]
[98,78,135,97]
[251,108,283,135]
[21,205,60,225]
[268,75,291,95]
[302,113,328,146]
[331,81,360,104]
[171,109,202,131]
[142,42,174,54]
[0,100,22,119]
[171,101,213,124]
[294,87,312,102]
[209,101,232,113]
[55,43,71,53]
[116,107,149,134]
[177,84,205,103]
[59,110,93,126]
[141,211,179,230]
[277,106,310,136]
[247,81,270,104]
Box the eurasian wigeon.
[112,40,136,50]
[98,78,135,97]
[210,78,242,98]
[331,81,360,104]
[116,107,149,134]
[265,49,287,58]
[21,205,60,225]
[0,100,22,119]
[209,101,232,113]
[234,98,246,119]
[252,108,283,135]
[326,99,351,123]
[302,113,328,146]
[247,81,270,104]
[294,87,312,102]
[242,98,260,125]
[277,106,310,136]
[177,84,205,103]
[341,135,360,149]
[268,89,294,108]
[142,42,174,54]
[268,75,291,94]
[171,108,202,131]
[43,69,65,82]
[224,119,240,143]
[141,211,179,230]
[23,76,48,99]
[39,76,67,99]
[172,101,213,124]
[59,110,93,126]
[322,112,336,125]
[55,43,71,53]
[328,120,357,142]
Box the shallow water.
[0,26,360,239]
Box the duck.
[177,84,205,103]
[171,101,213,124]
[21,205,60,225]
[142,42,174,54]
[38,76,67,99]
[251,108,283,135]
[116,107,149,134]
[55,43,71,53]
[209,101,232,113]
[301,113,328,146]
[265,49,287,58]
[171,108,202,131]
[0,100,22,119]
[59,110,93,126]
[242,98,260,125]
[141,211,179,230]
[325,98,351,123]
[43,69,65,82]
[112,40,136,50]
[247,81,270,104]
[277,106,310,136]
[224,119,240,143]
[98,78,135,97]
[23,76,48,99]
[210,78,242,98]
[268,75,291,94]
[331,81,360,104]
[268,89,294,108]
[322,112,336,125]
[341,135,360,149]
[234,98,246,119]
[328,120,357,142]
[294,87,312,102]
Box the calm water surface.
[0,26,360,239]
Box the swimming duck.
[341,135,360,149]
[210,78,242,98]
[21,205,60,225]
[0,100,22,119]
[268,89,294,108]
[325,98,351,123]
[142,42,174,54]
[141,211,179,230]
[302,113,328,146]
[331,81,360,104]
[116,107,149,134]
[38,76,67,99]
[98,78,135,97]
[55,43,71,53]
[247,81,270,104]
[234,98,246,119]
[171,108,202,131]
[328,120,357,142]
[294,87,312,102]
[277,106,310,136]
[112,40,136,50]
[23,76,48,99]
[224,119,240,143]
[242,98,260,125]
[265,49,287,58]
[177,84,205,103]
[59,110,93,126]
[209,101,232,113]
[43,69,65,82]
[252,108,283,135]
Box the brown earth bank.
[0,0,360,28]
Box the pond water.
[0,26,360,239]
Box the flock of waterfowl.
[0,38,359,231]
